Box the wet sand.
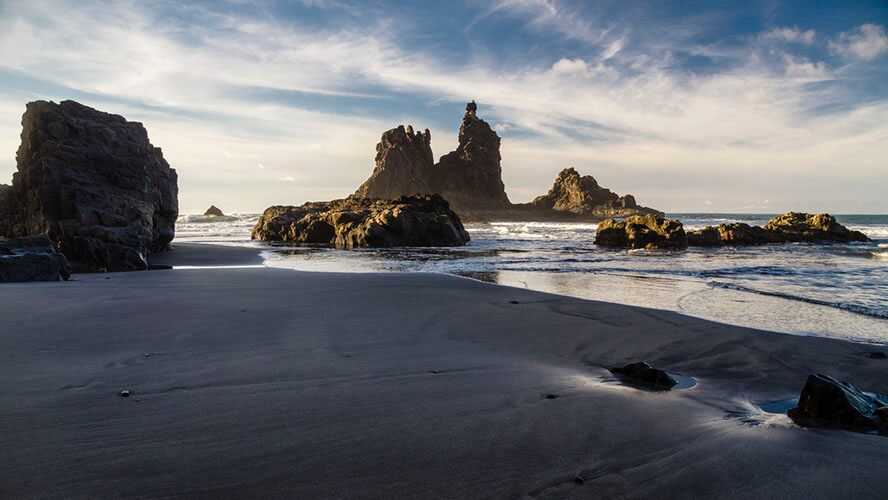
[1,243,886,498]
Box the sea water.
[176,213,888,344]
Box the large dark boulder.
[788,374,888,434]
[0,235,70,282]
[609,362,677,390]
[595,215,688,249]
[687,213,869,247]
[252,194,470,249]
[0,100,178,272]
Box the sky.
[0,0,886,214]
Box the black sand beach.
[1,243,886,498]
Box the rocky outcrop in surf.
[594,215,688,250]
[0,235,70,282]
[204,205,225,217]
[252,194,470,248]
[788,374,888,434]
[529,167,657,218]
[354,102,659,221]
[0,100,178,272]
[687,213,869,246]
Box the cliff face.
[353,102,660,222]
[354,125,434,200]
[0,100,178,272]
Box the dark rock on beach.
[0,235,70,282]
[595,215,688,250]
[204,205,225,217]
[787,374,888,434]
[0,100,178,272]
[687,213,869,247]
[609,362,678,390]
[252,194,470,248]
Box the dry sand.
[1,243,886,498]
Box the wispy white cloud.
[828,23,888,61]
[762,27,816,44]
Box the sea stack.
[0,100,179,272]
[354,101,510,213]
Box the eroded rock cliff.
[0,100,178,272]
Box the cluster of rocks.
[354,102,659,222]
[687,212,869,246]
[595,215,688,250]
[251,194,470,248]
[595,212,870,250]
[788,374,888,435]
[0,100,178,273]
[0,235,70,282]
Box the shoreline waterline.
[174,213,888,344]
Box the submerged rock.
[0,100,178,272]
[787,374,888,434]
[687,213,869,247]
[595,215,688,250]
[204,205,225,217]
[252,194,470,248]
[0,235,70,282]
[609,362,678,390]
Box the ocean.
[176,213,888,344]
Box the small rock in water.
[544,394,559,399]
[573,476,585,485]
[119,390,131,397]
[509,300,519,304]
[869,351,887,360]
[609,362,678,390]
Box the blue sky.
[0,0,886,213]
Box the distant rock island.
[354,102,660,222]
[204,205,225,217]
[0,100,178,272]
